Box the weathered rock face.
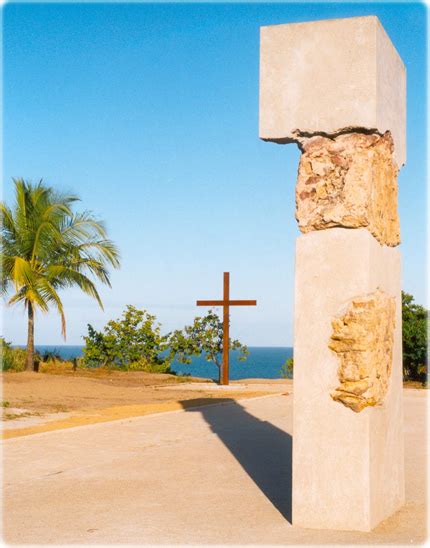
[329,289,396,412]
[295,131,400,246]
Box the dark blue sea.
[26,345,293,380]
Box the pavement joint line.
[2,391,290,442]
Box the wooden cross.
[196,272,257,385]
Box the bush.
[125,357,171,374]
[0,338,27,372]
[41,349,63,363]
[402,292,428,384]
[280,357,293,379]
[83,305,171,371]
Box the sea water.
[23,345,293,380]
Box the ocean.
[24,345,293,380]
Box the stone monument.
[259,16,405,531]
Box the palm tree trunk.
[26,302,35,371]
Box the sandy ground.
[1,371,291,438]
[2,387,427,545]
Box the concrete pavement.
[2,388,427,544]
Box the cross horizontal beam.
[196,300,257,306]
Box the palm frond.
[45,265,104,309]
[60,211,107,242]
[73,240,120,268]
[11,257,35,289]
[0,203,17,238]
[9,286,49,313]
[36,277,67,338]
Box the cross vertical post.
[196,272,257,385]
[222,272,230,385]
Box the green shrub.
[280,357,293,379]
[402,292,428,384]
[83,306,171,371]
[0,338,27,372]
[41,349,63,363]
[126,357,171,373]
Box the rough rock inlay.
[329,289,396,412]
[295,131,400,246]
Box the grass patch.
[3,411,33,421]
[50,404,69,413]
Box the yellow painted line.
[2,391,274,440]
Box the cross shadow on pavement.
[180,398,292,523]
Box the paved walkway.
[3,389,427,544]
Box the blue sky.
[2,2,427,346]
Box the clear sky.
[2,2,427,346]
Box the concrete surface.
[2,410,72,430]
[293,228,404,530]
[259,16,406,166]
[2,388,427,544]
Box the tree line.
[83,305,247,381]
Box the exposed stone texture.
[295,131,400,246]
[329,289,396,413]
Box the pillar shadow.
[180,398,292,522]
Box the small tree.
[280,356,294,379]
[402,291,428,384]
[169,309,248,383]
[83,305,171,372]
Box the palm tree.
[1,179,120,371]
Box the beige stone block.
[292,228,404,531]
[260,16,406,166]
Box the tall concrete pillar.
[259,16,405,531]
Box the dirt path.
[1,371,291,438]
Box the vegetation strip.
[2,391,273,440]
